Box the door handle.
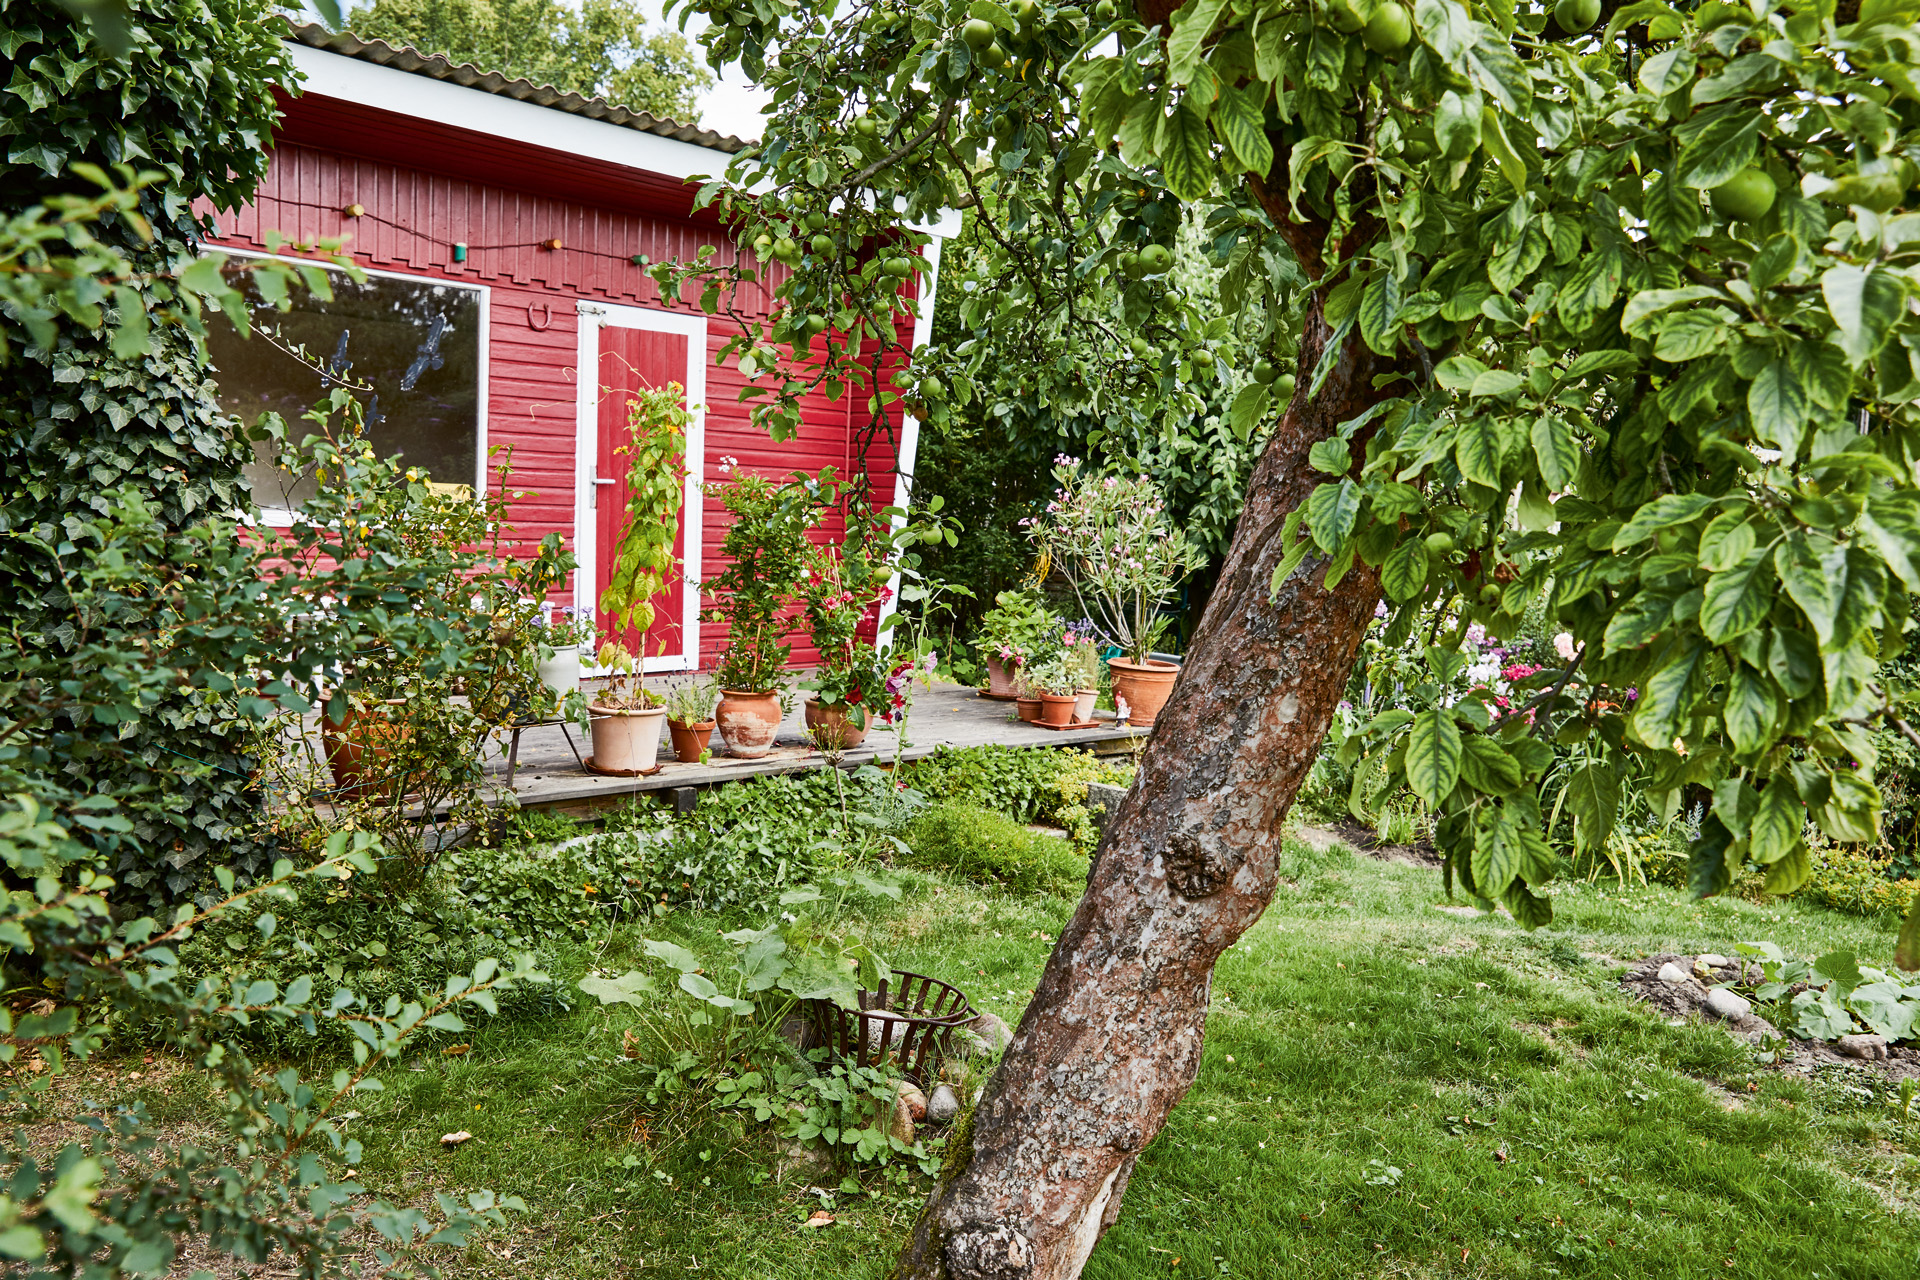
[593,476,616,509]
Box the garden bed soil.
[1293,820,1443,868]
[1620,953,1920,1081]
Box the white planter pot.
[1073,688,1098,723]
[589,704,666,773]
[538,644,581,700]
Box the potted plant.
[1026,654,1080,726]
[704,468,816,757]
[1063,620,1102,723]
[1013,670,1043,724]
[664,675,718,763]
[588,639,666,773]
[974,589,1059,700]
[1029,459,1202,728]
[537,605,594,703]
[797,525,893,752]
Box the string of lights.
[210,194,746,270]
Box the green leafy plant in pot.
[664,675,719,763]
[590,639,665,773]
[975,589,1062,699]
[1025,654,1080,727]
[703,466,817,757]
[1030,458,1201,728]
[798,490,895,752]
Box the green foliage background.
[0,0,292,900]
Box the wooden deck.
[489,682,1148,817]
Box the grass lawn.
[136,830,1919,1278]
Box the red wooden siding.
[203,94,921,674]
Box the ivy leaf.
[1698,548,1773,643]
[1407,709,1463,807]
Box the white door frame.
[574,300,708,673]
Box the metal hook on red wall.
[527,302,553,331]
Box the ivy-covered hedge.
[0,0,292,899]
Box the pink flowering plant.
[799,526,895,729]
[1028,457,1201,665]
[702,469,820,692]
[975,588,1062,671]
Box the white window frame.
[213,246,491,527]
[574,300,708,674]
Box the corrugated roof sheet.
[282,21,751,155]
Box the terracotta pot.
[716,689,784,758]
[320,698,409,799]
[590,704,666,772]
[1073,688,1098,723]
[667,719,715,763]
[984,654,1021,698]
[1015,695,1041,723]
[1038,693,1077,726]
[1108,658,1180,727]
[804,697,871,750]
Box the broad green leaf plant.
[661,0,1920,957]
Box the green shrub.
[1793,844,1920,918]
[903,802,1087,895]
[902,746,1134,851]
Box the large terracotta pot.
[1073,688,1098,723]
[804,697,871,750]
[589,704,666,773]
[321,698,409,799]
[667,719,715,763]
[1108,658,1180,727]
[1015,695,1041,723]
[1039,693,1077,726]
[983,654,1020,699]
[716,689,783,758]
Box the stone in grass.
[1697,953,1732,969]
[1657,962,1691,985]
[888,1093,917,1147]
[1704,987,1753,1022]
[896,1079,929,1121]
[927,1084,961,1124]
[1837,1033,1890,1061]
[954,1011,1013,1058]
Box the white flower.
[1553,632,1578,661]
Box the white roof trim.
[286,41,734,183]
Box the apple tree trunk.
[892,288,1405,1278]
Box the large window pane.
[207,263,483,514]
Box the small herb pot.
[804,697,870,750]
[537,643,581,701]
[1015,695,1041,723]
[667,718,715,763]
[1038,693,1078,726]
